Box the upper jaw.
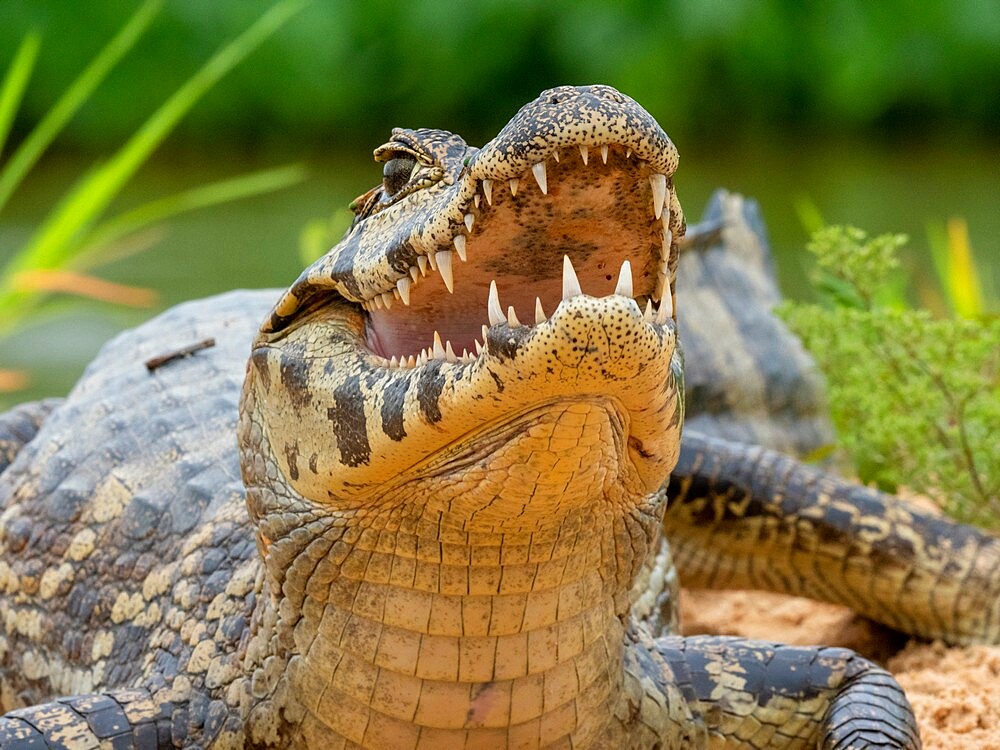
[263,85,684,369]
[363,137,682,367]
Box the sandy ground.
[680,589,1000,749]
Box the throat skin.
[241,399,668,748]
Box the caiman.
[1,85,998,749]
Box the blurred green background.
[0,0,997,402]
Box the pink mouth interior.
[366,152,664,360]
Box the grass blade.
[945,217,983,318]
[9,0,305,276]
[75,163,307,269]
[0,1,162,215]
[0,32,40,159]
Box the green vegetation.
[779,226,1000,528]
[0,0,305,391]
[2,1,998,148]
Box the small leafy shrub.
[779,226,999,528]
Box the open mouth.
[362,142,677,368]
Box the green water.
[0,133,997,405]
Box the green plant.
[779,226,1000,528]
[0,0,306,388]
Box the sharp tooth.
[432,331,446,360]
[509,178,519,197]
[453,234,467,261]
[409,266,420,282]
[396,277,412,305]
[625,148,632,159]
[417,256,429,276]
[531,162,547,194]
[488,280,504,326]
[615,260,633,298]
[436,251,454,293]
[427,252,437,271]
[653,273,666,302]
[507,305,521,328]
[381,292,394,309]
[534,297,546,324]
[660,225,671,261]
[418,350,428,366]
[475,339,484,355]
[482,179,493,205]
[656,285,673,324]
[474,194,481,209]
[579,145,589,165]
[644,299,654,321]
[372,294,383,310]
[389,355,399,368]
[482,325,489,342]
[407,354,416,368]
[445,340,458,363]
[464,213,475,232]
[600,144,609,164]
[552,150,560,163]
[649,173,667,220]
[562,255,582,299]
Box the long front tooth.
[656,283,673,323]
[417,255,429,276]
[453,234,467,261]
[534,297,546,324]
[433,331,446,359]
[531,162,547,194]
[649,173,667,220]
[482,179,493,205]
[507,306,520,328]
[600,144,609,164]
[509,178,519,197]
[436,251,454,293]
[464,213,475,232]
[488,280,504,326]
[562,255,582,299]
[396,277,412,305]
[579,145,589,165]
[615,260,633,298]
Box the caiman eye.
[382,156,417,196]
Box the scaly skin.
[0,85,996,748]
